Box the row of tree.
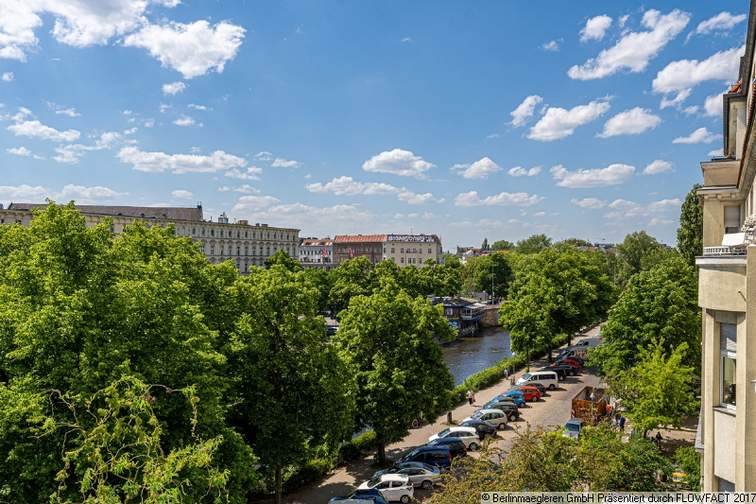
[0,204,456,504]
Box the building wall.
[333,242,383,265]
[383,240,441,267]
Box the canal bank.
[441,327,512,385]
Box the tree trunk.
[377,441,386,464]
[274,465,283,504]
[548,343,553,363]
[526,345,531,372]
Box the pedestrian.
[619,415,626,432]
[655,431,662,446]
[614,412,621,428]
[504,368,509,379]
[509,375,516,387]
[466,389,474,406]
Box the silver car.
[375,465,441,490]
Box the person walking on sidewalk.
[466,389,474,406]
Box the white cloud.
[188,103,210,111]
[454,191,543,207]
[648,217,673,226]
[271,157,302,169]
[528,98,610,141]
[643,160,673,175]
[173,115,197,127]
[510,95,543,127]
[605,197,681,220]
[652,46,744,103]
[123,20,245,79]
[218,184,259,194]
[232,195,281,212]
[451,157,502,179]
[551,163,635,188]
[162,81,186,95]
[306,176,440,205]
[171,189,193,199]
[708,148,724,157]
[580,15,612,42]
[6,146,31,157]
[0,184,49,200]
[695,12,747,35]
[568,9,690,80]
[672,127,722,144]
[47,102,80,117]
[59,184,124,200]
[50,131,124,164]
[571,197,607,209]
[660,89,691,109]
[1,72,13,82]
[8,119,80,142]
[224,166,262,180]
[598,107,661,138]
[397,191,440,205]
[362,148,434,178]
[508,166,542,177]
[704,93,723,117]
[542,40,560,52]
[117,146,247,174]
[254,151,273,161]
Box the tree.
[328,257,374,316]
[491,240,514,251]
[515,234,551,254]
[589,255,700,376]
[265,249,302,271]
[677,184,703,267]
[334,283,454,463]
[606,342,698,436]
[225,266,354,504]
[499,283,555,370]
[617,231,671,275]
[461,252,512,298]
[481,237,489,250]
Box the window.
[718,478,735,492]
[724,205,741,234]
[720,322,737,408]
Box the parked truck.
[570,386,608,425]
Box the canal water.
[442,327,512,385]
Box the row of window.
[387,247,435,254]
[206,244,296,257]
[720,322,737,408]
[179,225,297,242]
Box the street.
[283,326,603,503]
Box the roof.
[378,474,409,482]
[333,234,386,244]
[8,203,204,222]
[448,426,476,433]
[301,238,333,246]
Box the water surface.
[441,327,512,385]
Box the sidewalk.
[281,326,603,504]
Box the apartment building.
[0,203,299,274]
[696,6,756,490]
[332,233,442,267]
[299,237,333,268]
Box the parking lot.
[282,326,603,504]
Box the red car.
[514,385,541,402]
[558,357,583,370]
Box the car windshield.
[566,422,581,432]
[437,428,450,437]
[367,477,381,487]
[471,411,484,419]
[521,373,531,380]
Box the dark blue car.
[329,488,389,504]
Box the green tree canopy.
[515,234,552,254]
[617,231,671,275]
[491,240,515,251]
[677,184,703,267]
[461,252,512,298]
[265,249,302,271]
[334,282,454,462]
[589,254,700,376]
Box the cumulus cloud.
[672,127,722,144]
[598,107,661,138]
[605,197,681,221]
[218,184,259,194]
[162,81,186,95]
[171,189,193,199]
[8,119,80,142]
[59,184,125,200]
[306,176,441,205]
[50,131,124,164]
[173,115,198,127]
[542,40,560,52]
[6,146,31,157]
[123,20,245,79]
[454,191,543,207]
[694,11,747,35]
[508,166,542,177]
[643,160,673,175]
[362,148,434,178]
[117,146,247,174]
[652,46,744,104]
[704,93,723,117]
[232,201,376,236]
[571,197,607,209]
[580,15,612,42]
[271,157,302,169]
[0,184,49,200]
[568,9,689,80]
[1,72,13,82]
[528,98,610,141]
[451,157,502,179]
[224,166,262,180]
[231,195,282,212]
[510,95,543,127]
[551,163,635,188]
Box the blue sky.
[0,1,748,248]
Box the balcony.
[703,245,747,256]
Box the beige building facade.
[696,6,756,490]
[0,203,299,274]
[382,234,442,267]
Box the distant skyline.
[0,1,748,248]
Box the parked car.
[428,426,480,451]
[373,464,442,490]
[540,364,572,380]
[497,390,526,407]
[463,408,508,430]
[357,474,414,503]
[512,385,541,402]
[330,489,389,504]
[376,461,439,476]
[427,436,467,458]
[483,399,520,420]
[460,417,498,438]
[516,370,559,391]
[556,358,583,372]
[564,418,583,440]
[399,445,452,470]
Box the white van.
[516,370,559,390]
